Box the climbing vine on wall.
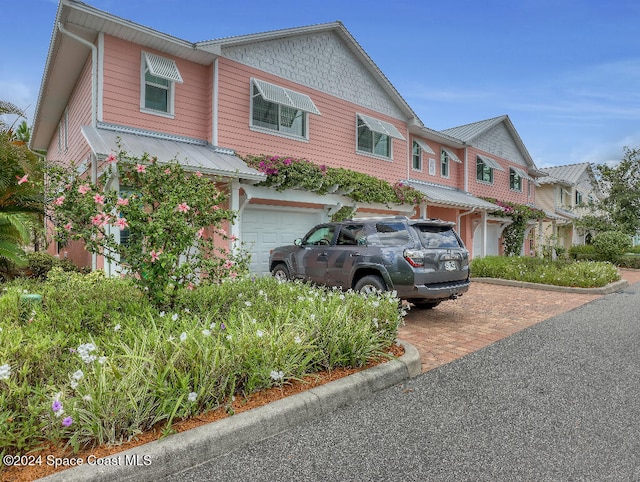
[244,154,426,211]
[483,198,545,256]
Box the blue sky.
[2,0,639,167]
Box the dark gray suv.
[269,216,470,308]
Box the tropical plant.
[48,149,244,307]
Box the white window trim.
[440,149,450,179]
[476,156,494,185]
[140,52,180,118]
[412,141,422,171]
[509,168,523,192]
[249,78,318,142]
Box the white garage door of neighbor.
[241,206,325,275]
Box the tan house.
[536,163,604,253]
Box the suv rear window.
[414,224,461,249]
[368,222,411,247]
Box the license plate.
[444,260,457,271]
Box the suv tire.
[355,275,386,295]
[271,263,290,281]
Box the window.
[337,224,365,246]
[476,156,494,183]
[412,141,422,170]
[356,113,405,160]
[440,149,449,178]
[369,222,411,246]
[414,225,462,249]
[302,226,335,246]
[57,108,68,152]
[575,190,583,205]
[509,168,522,191]
[141,52,183,116]
[250,78,320,140]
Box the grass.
[0,268,403,460]
[470,256,620,288]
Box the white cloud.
[0,80,38,124]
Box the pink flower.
[16,174,29,185]
[54,196,65,206]
[106,153,117,164]
[78,184,91,195]
[230,235,238,242]
[223,260,235,269]
[212,205,220,210]
[164,168,171,174]
[93,194,105,205]
[150,250,161,262]
[195,171,203,177]
[136,164,146,173]
[64,222,73,232]
[62,416,73,427]
[115,218,129,230]
[229,272,238,279]
[91,214,105,227]
[186,282,195,291]
[116,197,129,206]
[177,202,190,213]
[196,227,205,238]
[218,228,228,237]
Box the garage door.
[473,223,501,258]
[241,205,326,275]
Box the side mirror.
[294,238,302,246]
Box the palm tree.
[0,101,44,274]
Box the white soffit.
[442,147,462,163]
[478,154,506,172]
[253,78,321,115]
[357,113,406,140]
[143,52,183,83]
[414,139,435,155]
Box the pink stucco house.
[32,0,547,275]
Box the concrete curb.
[472,277,629,295]
[40,339,421,482]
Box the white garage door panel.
[241,206,325,275]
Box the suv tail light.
[404,249,425,267]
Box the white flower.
[114,324,121,331]
[159,311,166,317]
[226,335,232,341]
[256,330,264,338]
[98,356,107,365]
[209,322,216,330]
[188,392,198,402]
[372,318,379,329]
[244,301,252,307]
[172,313,179,321]
[184,308,190,313]
[70,380,78,389]
[180,332,187,342]
[309,314,316,321]
[0,364,11,380]
[270,370,284,381]
[294,336,302,344]
[72,369,84,381]
[83,395,92,402]
[77,343,97,364]
[201,329,211,337]
[371,300,380,307]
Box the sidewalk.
[399,268,640,373]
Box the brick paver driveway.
[399,269,640,373]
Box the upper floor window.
[440,149,450,178]
[57,108,68,152]
[141,52,183,117]
[476,155,505,184]
[575,190,583,205]
[356,113,405,160]
[412,141,422,170]
[509,168,522,191]
[251,78,320,140]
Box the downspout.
[57,22,99,271]
[212,58,219,146]
[456,207,476,238]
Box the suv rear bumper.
[404,279,471,301]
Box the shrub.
[592,231,632,263]
[25,252,79,280]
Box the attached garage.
[240,204,326,275]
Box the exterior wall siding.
[216,57,409,183]
[221,30,406,120]
[407,137,464,189]
[472,123,528,167]
[101,35,212,141]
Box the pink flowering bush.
[48,149,246,307]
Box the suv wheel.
[355,275,386,295]
[411,300,441,309]
[271,263,290,281]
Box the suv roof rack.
[347,215,409,221]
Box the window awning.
[511,166,534,181]
[478,154,505,172]
[414,139,435,155]
[442,147,462,163]
[143,52,183,83]
[357,113,406,140]
[252,78,321,115]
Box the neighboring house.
[31,0,546,275]
[536,162,604,252]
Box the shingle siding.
[471,123,528,167]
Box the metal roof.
[404,180,501,211]
[538,163,592,185]
[81,124,264,181]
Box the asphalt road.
[167,283,640,482]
